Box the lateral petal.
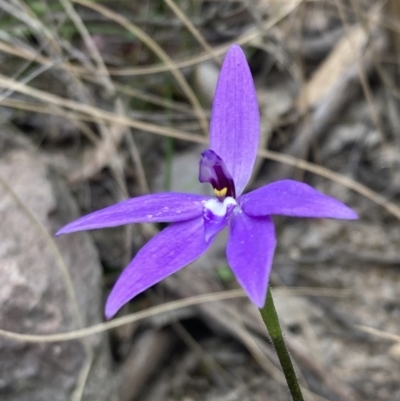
[210,45,259,196]
[56,192,211,235]
[105,217,212,318]
[241,180,358,219]
[227,211,276,308]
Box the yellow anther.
[214,187,228,198]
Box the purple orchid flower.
[57,45,358,319]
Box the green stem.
[259,287,305,401]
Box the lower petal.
[227,211,276,308]
[105,217,212,318]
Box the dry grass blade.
[0,0,302,78]
[58,0,113,93]
[0,290,246,343]
[0,286,349,343]
[111,83,196,115]
[0,73,201,142]
[6,0,132,199]
[58,0,148,190]
[0,98,100,143]
[71,0,209,136]
[0,98,97,124]
[0,0,58,51]
[297,25,368,112]
[0,39,194,114]
[106,0,304,76]
[257,148,400,220]
[162,0,220,64]
[335,0,385,141]
[356,325,400,343]
[0,40,50,64]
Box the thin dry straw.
[0,287,350,343]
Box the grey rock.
[0,125,117,401]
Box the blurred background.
[0,0,400,400]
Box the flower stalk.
[259,288,305,401]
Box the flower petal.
[227,211,276,307]
[210,45,259,196]
[56,192,211,235]
[105,217,212,318]
[241,180,358,220]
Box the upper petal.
[227,211,276,308]
[105,217,212,318]
[241,180,358,220]
[210,45,259,196]
[56,192,211,235]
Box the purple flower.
[57,45,357,319]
